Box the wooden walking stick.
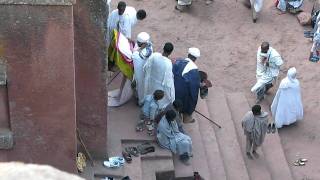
[76,128,95,166]
[195,110,222,129]
[107,70,121,86]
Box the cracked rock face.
[0,162,84,180]
[0,0,75,5]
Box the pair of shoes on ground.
[122,143,155,163]
[293,158,308,166]
[103,156,125,168]
[267,122,277,134]
[247,151,260,160]
[136,119,155,136]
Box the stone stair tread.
[173,114,211,179]
[195,98,227,180]
[108,100,155,142]
[173,155,193,178]
[226,92,272,180]
[122,140,172,158]
[231,92,294,180]
[92,159,124,179]
[206,87,250,180]
[141,157,174,180]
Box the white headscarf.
[279,67,299,89]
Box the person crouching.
[136,90,164,136]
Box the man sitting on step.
[157,110,193,165]
[242,105,268,159]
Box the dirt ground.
[110,0,320,179]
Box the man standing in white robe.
[243,0,264,23]
[271,67,303,128]
[144,42,175,109]
[132,32,153,106]
[107,1,147,107]
[251,42,283,102]
[107,1,147,43]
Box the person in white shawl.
[107,1,146,43]
[132,32,153,105]
[271,67,303,128]
[251,42,283,102]
[144,42,175,109]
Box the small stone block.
[0,128,13,149]
[0,60,6,85]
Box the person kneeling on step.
[157,110,193,165]
[242,105,268,159]
[136,90,164,136]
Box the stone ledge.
[0,0,76,5]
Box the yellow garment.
[76,152,86,172]
[108,29,134,80]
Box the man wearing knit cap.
[132,32,153,105]
[173,47,201,123]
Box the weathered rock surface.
[0,162,84,180]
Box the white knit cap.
[188,47,200,58]
[137,32,150,43]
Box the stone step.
[92,159,127,179]
[226,92,272,180]
[121,140,173,180]
[173,112,211,179]
[206,87,250,180]
[195,98,227,180]
[141,156,175,180]
[245,99,294,180]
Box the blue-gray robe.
[157,117,192,156]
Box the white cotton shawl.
[182,58,198,76]
[271,67,303,128]
[279,67,299,89]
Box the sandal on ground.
[267,123,272,134]
[299,158,308,162]
[122,151,132,163]
[137,142,155,155]
[125,147,139,157]
[246,152,253,160]
[146,122,155,136]
[252,151,259,159]
[293,159,306,166]
[135,121,145,132]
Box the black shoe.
[246,152,253,160]
[267,123,272,134]
[252,151,260,158]
[253,18,257,23]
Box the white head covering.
[188,47,200,58]
[287,67,297,81]
[279,67,299,89]
[137,32,150,43]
